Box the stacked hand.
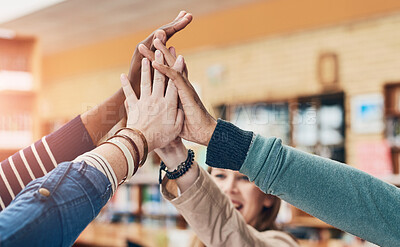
[121,50,184,152]
[139,38,217,147]
[127,11,192,97]
[121,11,217,169]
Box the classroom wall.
[183,11,400,166]
[41,0,400,166]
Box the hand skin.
[120,54,184,152]
[149,47,217,146]
[128,11,193,97]
[156,137,200,193]
[80,11,192,145]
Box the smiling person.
[147,41,400,246]
[209,167,281,232]
[157,139,298,247]
[142,47,298,246]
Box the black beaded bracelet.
[159,149,195,184]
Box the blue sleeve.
[0,161,112,247]
[240,134,400,247]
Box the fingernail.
[120,74,128,85]
[155,50,161,58]
[177,55,183,64]
[142,58,148,65]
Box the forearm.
[0,161,112,247]
[0,116,95,210]
[241,135,400,247]
[156,140,199,193]
[81,88,126,145]
[206,119,400,246]
[162,167,287,247]
[0,129,145,246]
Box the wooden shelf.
[288,216,334,229]
[75,222,167,247]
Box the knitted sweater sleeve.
[207,120,400,246]
[0,116,95,210]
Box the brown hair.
[189,167,283,247]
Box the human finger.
[121,73,138,103]
[174,10,186,21]
[160,12,193,39]
[152,50,166,97]
[138,44,155,62]
[169,47,177,58]
[140,58,152,97]
[154,38,176,67]
[175,108,184,132]
[165,80,178,108]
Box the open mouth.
[232,200,243,211]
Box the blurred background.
[1,0,400,246]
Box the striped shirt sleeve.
[0,115,95,210]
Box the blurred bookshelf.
[385,82,400,174]
[218,93,346,242]
[0,37,40,161]
[81,146,208,246]
[293,93,345,163]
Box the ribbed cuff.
[46,115,96,163]
[206,119,254,171]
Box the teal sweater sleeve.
[240,135,400,247]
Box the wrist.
[157,143,187,170]
[119,129,145,162]
[201,119,217,146]
[126,124,154,152]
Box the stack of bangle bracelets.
[100,127,148,185]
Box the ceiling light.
[0,0,65,24]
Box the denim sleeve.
[0,161,112,247]
[240,134,400,247]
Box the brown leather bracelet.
[98,141,129,185]
[107,134,139,177]
[115,127,148,167]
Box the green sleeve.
[240,135,400,247]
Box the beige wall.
[182,12,400,166]
[41,11,400,166]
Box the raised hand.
[150,45,217,146]
[121,51,184,152]
[127,11,192,97]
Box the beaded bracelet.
[159,149,195,184]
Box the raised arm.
[152,46,400,246]
[157,138,297,247]
[0,11,192,211]
[152,45,297,247]
[0,55,183,246]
